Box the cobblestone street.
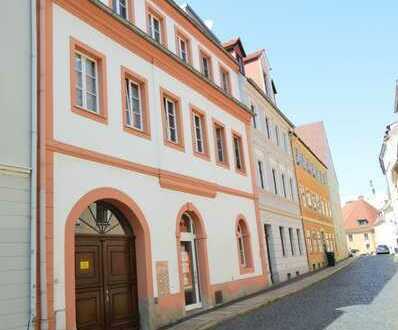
[213,256,398,330]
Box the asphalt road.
[213,255,398,330]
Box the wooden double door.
[75,235,139,330]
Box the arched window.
[236,218,253,274]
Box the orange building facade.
[291,133,337,271]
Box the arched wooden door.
[75,201,139,330]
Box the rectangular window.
[220,66,231,94]
[257,160,265,189]
[251,105,257,128]
[164,97,178,143]
[306,230,312,253]
[70,38,107,124]
[146,6,166,46]
[283,132,288,152]
[289,228,295,256]
[297,229,303,255]
[125,79,142,130]
[122,67,150,138]
[190,107,209,159]
[199,49,213,80]
[272,168,278,195]
[176,29,191,64]
[161,89,184,151]
[75,53,98,113]
[275,125,280,146]
[364,233,369,241]
[265,116,271,139]
[233,133,245,174]
[112,0,128,19]
[279,226,286,257]
[289,177,294,201]
[281,173,287,198]
[214,121,228,167]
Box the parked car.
[376,245,390,254]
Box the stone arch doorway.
[65,188,153,330]
[75,201,139,329]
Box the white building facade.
[36,1,268,329]
[243,50,309,283]
[378,118,398,253]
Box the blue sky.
[182,0,398,202]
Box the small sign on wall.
[80,260,90,270]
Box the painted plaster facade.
[36,1,267,329]
[379,119,398,253]
[291,134,337,271]
[242,50,309,284]
[0,1,34,329]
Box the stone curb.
[166,257,357,330]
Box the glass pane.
[75,53,82,71]
[76,71,83,88]
[75,202,126,235]
[76,88,83,107]
[85,58,96,77]
[86,93,97,112]
[181,241,198,306]
[133,111,142,130]
[86,76,96,94]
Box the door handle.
[105,289,110,304]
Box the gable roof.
[222,37,247,57]
[342,198,379,231]
[243,49,264,64]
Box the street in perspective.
[213,256,398,330]
[1,1,398,330]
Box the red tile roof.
[243,49,264,64]
[342,198,379,231]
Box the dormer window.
[236,54,245,74]
[357,219,368,226]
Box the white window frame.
[125,78,143,131]
[148,13,161,43]
[233,136,243,170]
[177,35,188,63]
[201,54,210,79]
[164,97,178,143]
[281,173,287,198]
[237,224,247,267]
[75,51,99,113]
[221,68,230,93]
[193,113,204,153]
[215,126,225,163]
[113,0,128,19]
[257,160,265,189]
[272,168,278,195]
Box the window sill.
[123,125,151,140]
[193,150,211,162]
[215,160,230,170]
[235,168,247,176]
[164,140,185,152]
[71,105,108,125]
[239,266,254,275]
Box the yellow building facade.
[291,133,337,271]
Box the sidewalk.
[165,257,357,330]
